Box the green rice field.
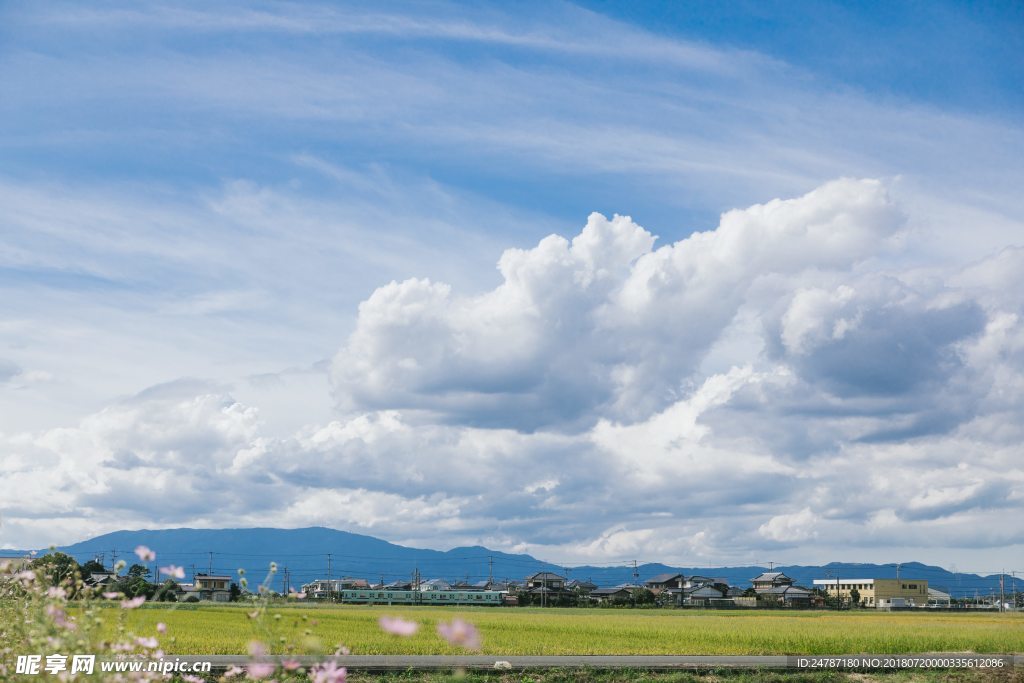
[108,604,1024,656]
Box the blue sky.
[1,1,1022,572]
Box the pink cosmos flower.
[134,545,156,562]
[436,619,481,650]
[160,565,186,579]
[156,622,167,634]
[281,659,301,671]
[46,605,76,630]
[247,641,268,658]
[102,592,121,599]
[223,666,244,678]
[310,661,346,683]
[246,662,275,680]
[46,586,67,599]
[135,637,159,649]
[288,589,307,599]
[378,616,419,636]
[182,676,205,683]
[120,596,146,609]
[333,646,351,656]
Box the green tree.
[81,559,106,576]
[230,582,241,602]
[115,571,154,599]
[850,587,861,607]
[152,579,179,602]
[30,552,80,588]
[126,564,150,580]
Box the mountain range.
[2,526,1014,599]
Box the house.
[645,573,685,592]
[751,572,794,593]
[684,585,725,606]
[418,579,451,592]
[193,573,232,602]
[451,581,486,592]
[567,579,597,594]
[301,578,370,598]
[525,572,566,591]
[759,585,813,606]
[176,583,200,601]
[383,580,413,591]
[85,571,118,589]
[811,578,929,608]
[474,579,515,592]
[590,587,632,603]
[685,575,729,591]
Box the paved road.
[163,653,1022,672]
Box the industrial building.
[812,578,929,607]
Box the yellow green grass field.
[107,604,1024,656]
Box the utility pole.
[1000,570,1005,613]
[768,561,774,571]
[110,549,118,571]
[896,563,901,582]
[327,553,332,583]
[208,551,214,575]
[632,560,639,585]
[488,555,493,587]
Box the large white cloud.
[330,178,904,430]
[3,178,1022,568]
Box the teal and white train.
[339,589,506,605]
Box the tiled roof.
[645,573,684,585]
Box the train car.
[339,588,506,605]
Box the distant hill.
[16,526,1010,599]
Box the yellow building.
[812,578,928,607]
